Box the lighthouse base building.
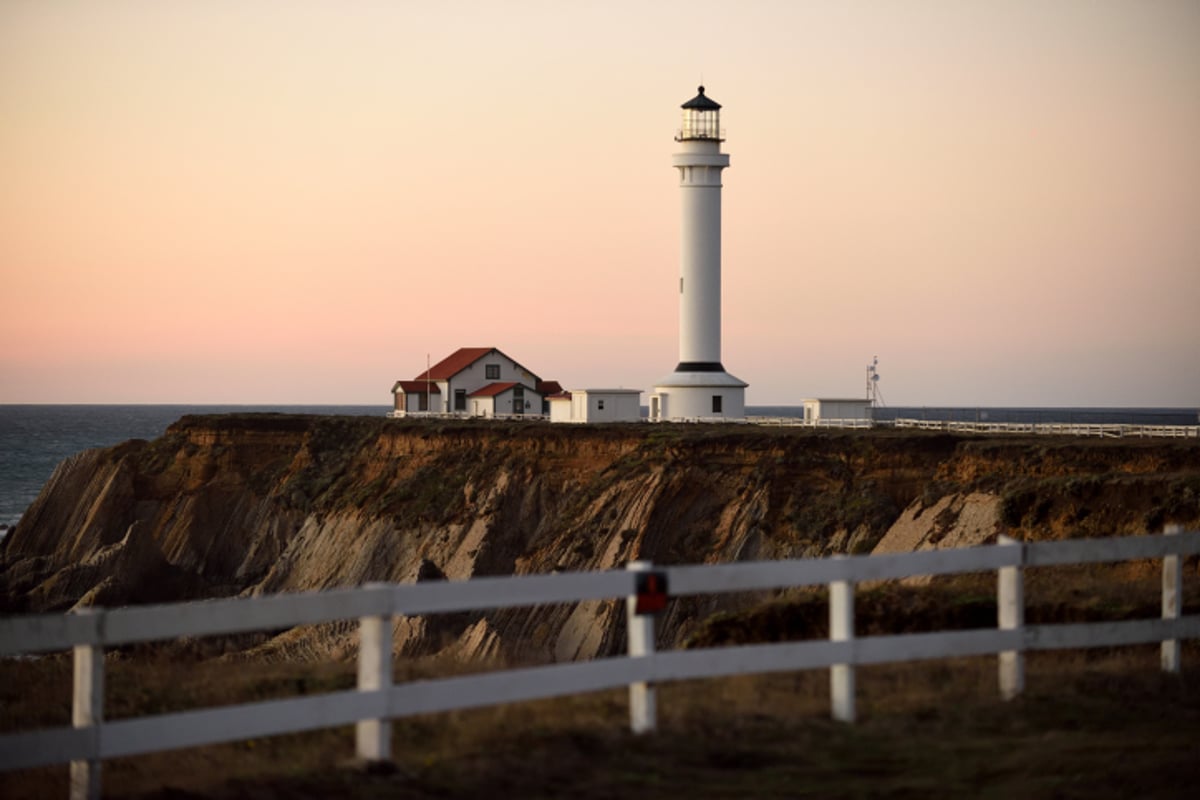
[649,372,746,421]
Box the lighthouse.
[650,86,747,421]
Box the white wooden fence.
[384,410,1199,437]
[888,419,1200,439]
[1,525,1197,799]
[746,417,1200,438]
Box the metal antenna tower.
[866,356,884,407]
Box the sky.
[2,1,1198,407]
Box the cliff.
[2,415,1198,662]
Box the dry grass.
[3,565,1199,798]
[3,646,1199,799]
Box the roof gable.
[414,347,495,381]
[412,347,542,383]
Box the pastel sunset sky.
[2,1,1198,406]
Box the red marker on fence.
[634,570,669,615]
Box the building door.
[455,390,466,412]
[512,385,525,415]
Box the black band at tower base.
[674,362,726,373]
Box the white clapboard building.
[390,347,561,418]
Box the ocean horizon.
[1,403,1196,530]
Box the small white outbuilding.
[802,398,873,425]
[549,389,642,424]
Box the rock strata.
[2,414,1197,663]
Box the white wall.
[549,397,573,423]
[447,351,539,413]
[804,399,872,422]
[472,384,543,417]
[674,139,729,367]
[581,390,641,423]
[471,397,495,418]
[551,390,642,423]
[391,388,441,414]
[652,386,745,421]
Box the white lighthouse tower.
[650,86,747,421]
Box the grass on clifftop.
[2,649,1198,799]
[3,567,1199,798]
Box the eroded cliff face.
[3,415,1198,663]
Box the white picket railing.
[383,410,1199,437]
[745,416,1200,438]
[1,526,1197,799]
[889,419,1200,438]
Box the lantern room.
[676,85,723,142]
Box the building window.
[454,389,466,411]
[712,395,722,414]
[485,364,500,380]
[598,399,605,410]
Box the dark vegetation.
[3,648,1198,799]
[4,563,1200,798]
[685,565,1200,648]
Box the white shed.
[802,398,873,425]
[550,389,642,423]
[548,393,574,423]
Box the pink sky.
[2,1,1198,406]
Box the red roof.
[547,391,572,401]
[469,381,519,398]
[394,380,441,394]
[414,347,495,381]
[537,380,563,395]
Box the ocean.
[0,405,389,530]
[1,404,1195,532]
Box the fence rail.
[747,416,1200,438]
[385,410,1199,438]
[1,527,1197,799]
[889,418,1200,438]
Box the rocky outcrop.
[873,492,1002,554]
[2,415,1198,664]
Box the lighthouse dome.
[681,85,721,111]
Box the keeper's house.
[391,347,561,418]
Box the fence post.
[625,560,657,734]
[355,584,393,765]
[829,562,855,723]
[1162,524,1183,673]
[70,609,104,800]
[997,535,1025,700]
